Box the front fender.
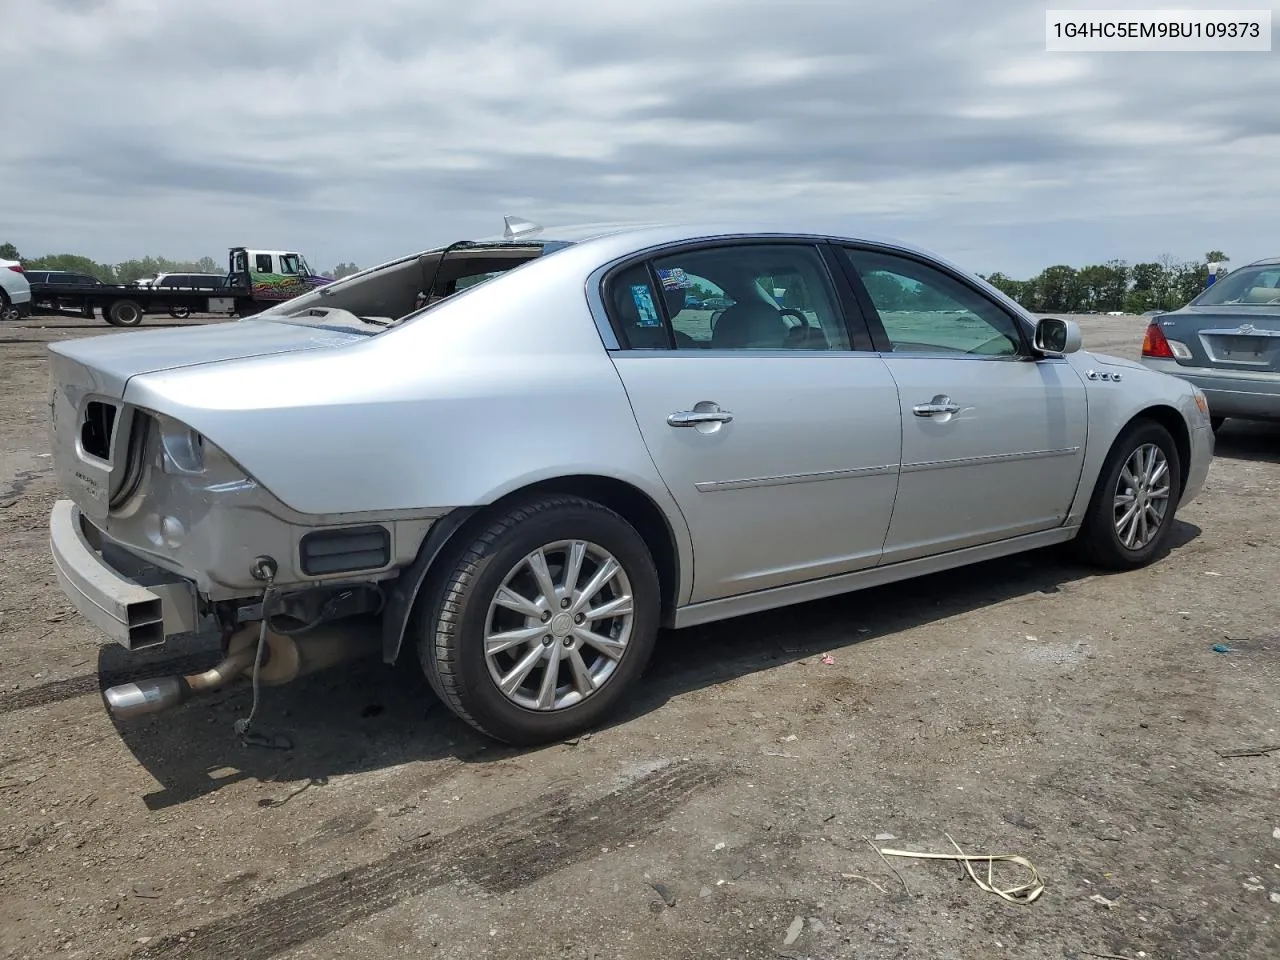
[1064,352,1208,523]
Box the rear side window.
[254,254,274,273]
[604,243,851,351]
[605,265,672,349]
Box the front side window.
[279,254,301,276]
[843,248,1023,357]
[606,243,851,351]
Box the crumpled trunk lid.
[47,319,364,522]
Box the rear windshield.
[257,240,575,330]
[1192,265,1280,306]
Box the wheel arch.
[380,474,687,664]
[1124,404,1192,495]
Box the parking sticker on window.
[631,284,661,326]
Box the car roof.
[463,219,969,274]
[1244,256,1280,267]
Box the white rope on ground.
[876,832,1045,904]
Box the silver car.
[1139,256,1280,430]
[46,220,1214,745]
[1,256,32,320]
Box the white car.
[0,257,32,320]
[46,220,1214,746]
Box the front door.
[839,246,1088,564]
[604,241,904,604]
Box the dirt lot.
[2,312,1278,960]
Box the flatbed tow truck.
[26,247,334,326]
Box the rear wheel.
[1074,419,1182,570]
[415,495,661,745]
[169,305,191,319]
[106,299,144,327]
[0,290,20,322]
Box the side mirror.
[1033,317,1082,356]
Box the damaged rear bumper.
[49,499,203,650]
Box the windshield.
[1191,265,1280,306]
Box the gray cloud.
[2,0,1276,276]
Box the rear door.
[837,245,1088,564]
[602,239,904,604]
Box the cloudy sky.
[2,0,1276,277]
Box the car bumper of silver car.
[1141,359,1280,420]
[49,499,202,650]
[1183,418,1213,505]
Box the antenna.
[503,216,543,240]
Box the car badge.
[1237,323,1256,334]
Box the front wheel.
[0,292,18,322]
[1074,420,1182,570]
[415,495,661,745]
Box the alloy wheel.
[483,539,635,711]
[1113,442,1171,550]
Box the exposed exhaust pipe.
[102,621,379,720]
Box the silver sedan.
[46,220,1214,745]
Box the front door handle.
[667,408,734,427]
[912,395,961,417]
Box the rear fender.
[380,507,478,663]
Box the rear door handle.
[667,409,734,427]
[912,395,961,417]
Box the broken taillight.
[1141,321,1175,359]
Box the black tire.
[106,299,144,327]
[80,303,94,319]
[1210,416,1225,433]
[1074,419,1182,570]
[0,291,18,322]
[169,305,191,319]
[415,495,661,745]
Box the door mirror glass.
[1034,317,1082,355]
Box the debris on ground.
[1090,893,1118,907]
[875,833,1044,904]
[783,915,804,945]
[821,654,835,665]
[1212,644,1232,654]
[1216,744,1280,758]
[649,881,676,907]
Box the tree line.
[980,250,1229,314]
[0,242,361,284]
[3,238,1229,313]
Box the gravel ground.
[1,311,1278,960]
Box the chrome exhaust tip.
[103,676,191,719]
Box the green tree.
[23,253,115,281]
[331,262,361,279]
[0,242,21,260]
